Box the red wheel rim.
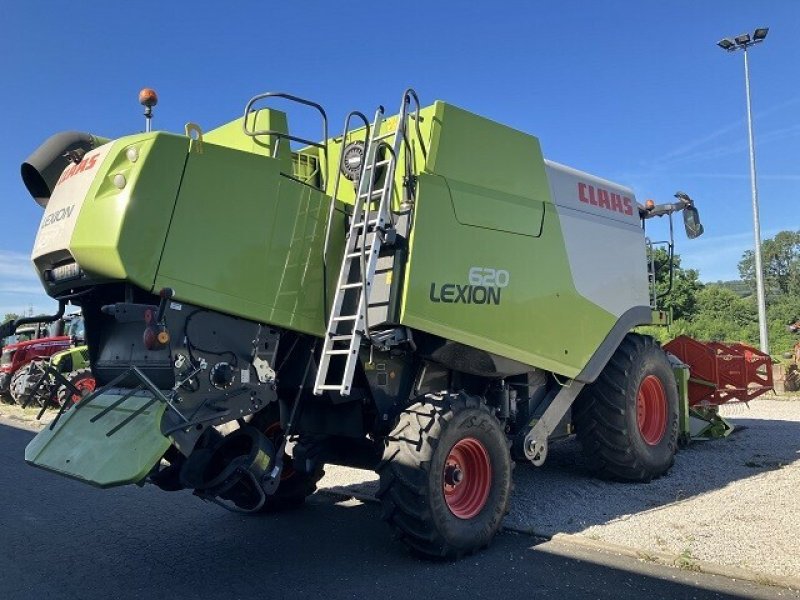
[636,375,667,445]
[70,377,96,405]
[443,437,492,519]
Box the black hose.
[21,131,109,207]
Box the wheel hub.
[443,437,492,520]
[636,375,667,446]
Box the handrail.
[242,92,329,187]
[401,88,427,160]
[321,110,371,323]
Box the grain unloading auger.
[4,87,720,557]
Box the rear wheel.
[9,361,50,407]
[377,393,512,559]
[574,333,678,482]
[249,405,324,512]
[57,369,96,407]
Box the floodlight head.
[753,27,769,41]
[735,33,751,46]
[717,38,736,51]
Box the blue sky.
[1,1,799,316]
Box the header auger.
[4,85,754,558]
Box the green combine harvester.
[4,87,711,558]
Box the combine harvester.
[1,88,771,558]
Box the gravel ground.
[319,398,800,582]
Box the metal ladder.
[314,91,421,396]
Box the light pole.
[717,27,770,354]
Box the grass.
[674,548,701,572]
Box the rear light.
[47,261,82,283]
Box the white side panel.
[32,142,113,261]
[545,160,649,317]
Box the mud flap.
[24,393,171,488]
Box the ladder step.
[375,131,394,140]
[352,219,380,229]
[347,248,373,258]
[359,190,384,200]
[328,334,353,341]
[363,159,391,171]
[339,282,363,290]
[326,349,353,356]
[317,385,345,391]
[332,315,359,322]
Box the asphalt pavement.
[0,420,795,600]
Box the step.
[328,334,353,342]
[325,349,353,356]
[346,248,374,258]
[363,159,391,171]
[332,315,360,322]
[352,219,381,229]
[316,384,345,391]
[339,282,364,290]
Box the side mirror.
[683,206,704,239]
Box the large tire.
[249,405,324,512]
[9,361,50,407]
[574,333,678,482]
[377,393,513,559]
[57,369,96,407]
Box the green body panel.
[399,102,615,377]
[67,134,188,289]
[401,174,614,378]
[50,345,90,372]
[25,393,169,487]
[425,103,549,236]
[154,139,343,336]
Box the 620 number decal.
[468,267,510,288]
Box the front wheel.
[57,369,96,407]
[377,393,512,559]
[574,333,679,482]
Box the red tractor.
[0,318,74,401]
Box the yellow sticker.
[386,271,393,285]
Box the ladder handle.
[402,88,428,160]
[323,111,371,263]
[322,110,371,324]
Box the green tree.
[738,230,800,296]
[648,248,702,320]
[683,285,758,343]
[3,312,20,323]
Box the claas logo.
[56,153,100,186]
[578,182,633,216]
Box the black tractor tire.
[574,333,679,482]
[249,404,324,512]
[57,369,96,407]
[9,361,50,407]
[377,393,513,559]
